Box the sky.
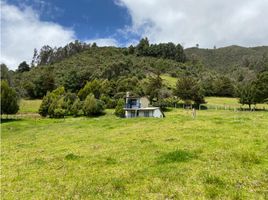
[1,0,268,70]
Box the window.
[144,111,149,117]
[131,111,136,117]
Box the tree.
[114,99,125,117]
[175,44,186,62]
[48,96,66,118]
[238,83,257,109]
[145,74,163,103]
[128,45,135,54]
[78,79,102,100]
[37,45,53,65]
[17,61,30,73]
[214,76,234,97]
[71,99,83,117]
[1,64,11,85]
[254,72,268,103]
[63,70,82,92]
[136,37,149,56]
[92,42,97,48]
[1,80,19,115]
[31,48,38,67]
[33,69,55,98]
[83,94,104,116]
[39,87,65,117]
[174,77,205,106]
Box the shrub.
[83,94,104,116]
[100,95,117,108]
[39,87,65,117]
[63,92,78,115]
[48,96,66,118]
[78,80,102,100]
[0,80,19,115]
[114,99,125,117]
[53,108,66,118]
[71,99,83,117]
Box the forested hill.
[185,45,268,72]
[1,39,268,101]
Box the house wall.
[153,108,163,118]
[140,97,150,108]
[125,109,163,118]
[139,110,153,117]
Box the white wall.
[125,109,163,118]
[153,108,163,118]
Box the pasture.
[1,101,268,199]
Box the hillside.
[185,45,268,72]
[6,41,268,100]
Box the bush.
[39,87,65,117]
[100,95,117,108]
[114,99,125,118]
[83,94,104,116]
[78,80,102,100]
[71,99,83,117]
[53,108,66,118]
[48,96,66,118]
[0,80,19,115]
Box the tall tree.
[174,77,205,106]
[17,61,30,73]
[78,80,103,100]
[145,74,163,103]
[238,82,257,109]
[0,64,11,85]
[136,37,150,56]
[1,80,19,115]
[254,71,268,103]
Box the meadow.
[1,99,268,199]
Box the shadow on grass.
[158,150,197,164]
[235,151,262,165]
[111,178,126,193]
[1,118,22,124]
[65,153,81,161]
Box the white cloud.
[116,0,268,48]
[85,38,119,47]
[0,1,75,70]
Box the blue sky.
[4,0,136,45]
[1,0,268,69]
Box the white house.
[124,92,164,118]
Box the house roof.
[125,96,140,99]
[124,107,160,111]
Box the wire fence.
[162,102,267,111]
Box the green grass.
[1,108,268,199]
[19,99,42,113]
[161,74,177,88]
[205,97,268,110]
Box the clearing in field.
[1,106,268,199]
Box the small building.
[124,92,164,118]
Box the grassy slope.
[205,97,268,109]
[161,75,177,88]
[1,109,268,199]
[19,99,42,113]
[185,45,268,71]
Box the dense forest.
[1,38,268,117]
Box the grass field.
[1,107,268,199]
[18,99,42,113]
[161,75,177,88]
[205,97,268,110]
